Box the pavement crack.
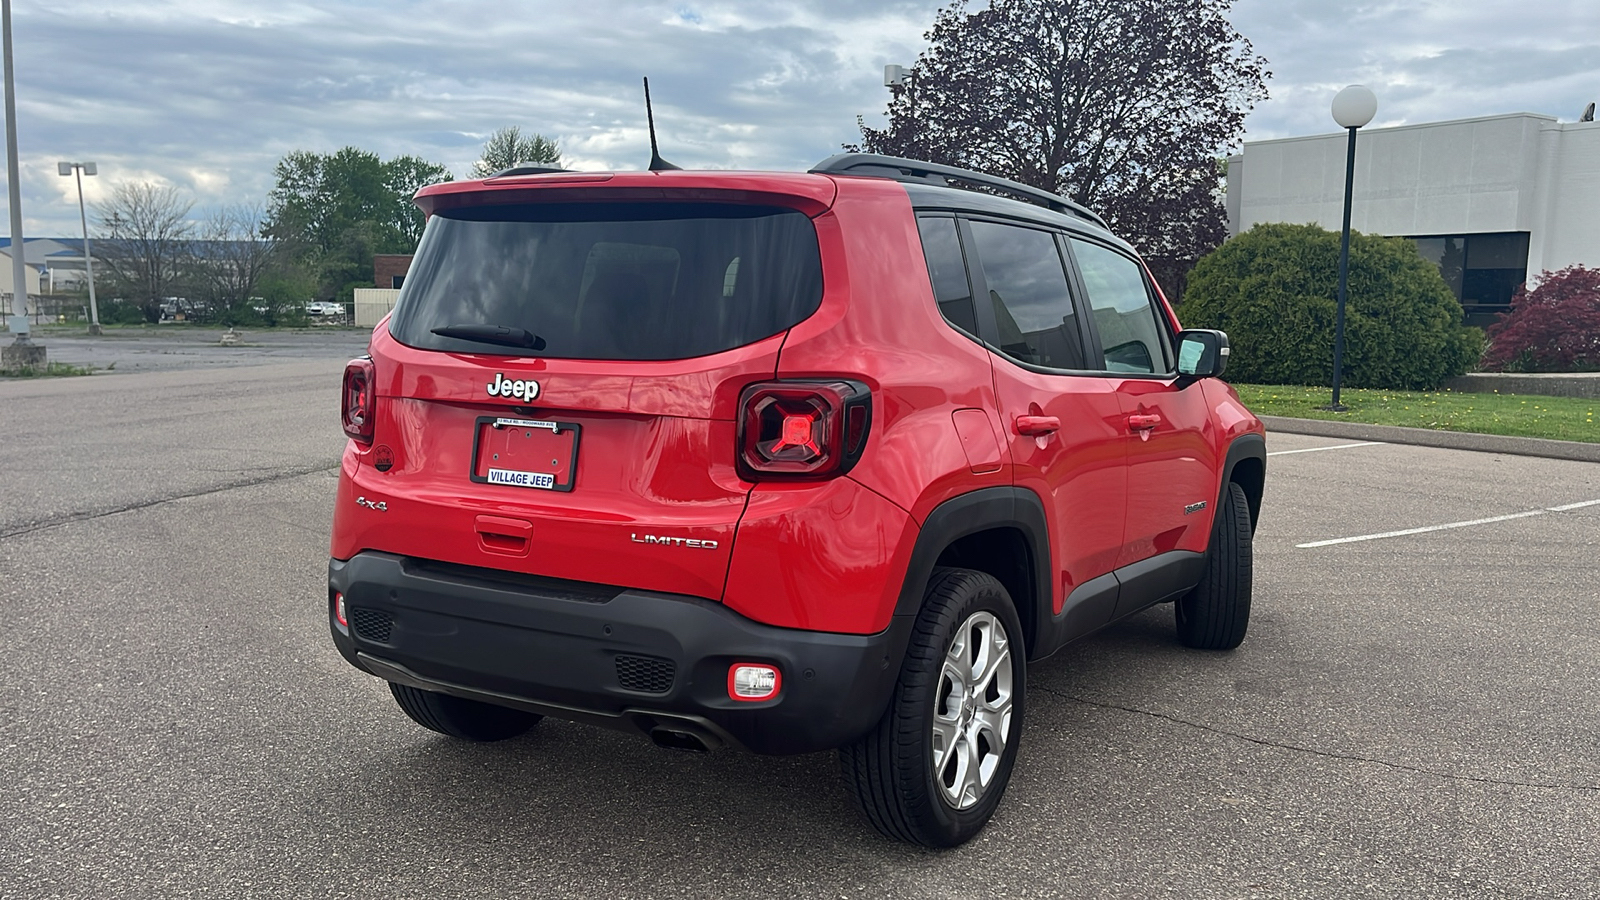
[1038,685,1600,793]
[0,463,340,541]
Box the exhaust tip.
[650,728,712,753]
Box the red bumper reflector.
[334,592,348,627]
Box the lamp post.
[2,0,35,356]
[1325,84,1377,411]
[883,64,915,156]
[58,161,100,334]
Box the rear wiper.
[431,324,547,351]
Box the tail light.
[737,380,871,479]
[342,357,376,443]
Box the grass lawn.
[0,361,95,378]
[1231,383,1600,444]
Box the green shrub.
[1179,223,1483,389]
[98,299,148,325]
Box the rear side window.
[389,203,823,360]
[916,217,978,336]
[968,220,1086,370]
[1070,239,1172,374]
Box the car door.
[963,218,1128,636]
[1066,237,1219,582]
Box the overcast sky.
[4,0,1597,235]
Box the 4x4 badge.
[487,373,540,401]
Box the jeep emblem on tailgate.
[487,373,540,401]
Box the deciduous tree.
[1483,266,1600,372]
[95,182,195,323]
[264,147,451,300]
[856,0,1268,299]
[471,127,562,178]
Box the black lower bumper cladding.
[327,552,911,755]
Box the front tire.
[388,683,541,742]
[840,568,1026,847]
[1176,480,1253,650]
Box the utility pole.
[2,0,44,371]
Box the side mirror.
[1176,329,1229,379]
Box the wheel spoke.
[930,711,961,771]
[958,724,985,806]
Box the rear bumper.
[327,552,911,754]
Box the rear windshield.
[388,202,824,360]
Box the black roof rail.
[809,153,1108,230]
[485,165,569,178]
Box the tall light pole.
[2,0,38,362]
[883,64,916,157]
[58,161,99,334]
[1325,84,1377,411]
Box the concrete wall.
[1227,113,1600,278]
[354,288,401,327]
[0,252,44,298]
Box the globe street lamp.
[1325,84,1377,411]
[58,161,100,334]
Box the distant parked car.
[306,301,345,317]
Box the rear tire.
[840,567,1026,847]
[388,683,541,742]
[1176,480,1253,650]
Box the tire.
[1176,480,1253,650]
[840,568,1026,847]
[388,682,542,742]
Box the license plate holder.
[470,416,581,493]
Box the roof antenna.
[643,77,681,171]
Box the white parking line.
[1298,498,1600,548]
[1268,441,1383,457]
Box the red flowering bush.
[1483,266,1600,372]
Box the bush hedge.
[1482,266,1600,372]
[1179,223,1483,390]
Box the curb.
[1259,415,1600,464]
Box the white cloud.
[0,0,1595,236]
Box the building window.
[391,275,405,289]
[1408,232,1528,328]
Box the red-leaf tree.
[854,0,1269,300]
[1483,266,1600,372]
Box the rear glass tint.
[388,202,823,360]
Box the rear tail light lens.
[728,664,781,701]
[342,358,376,443]
[738,380,871,479]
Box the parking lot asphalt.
[2,355,1597,899]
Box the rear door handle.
[1127,414,1162,432]
[1014,415,1060,436]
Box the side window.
[1070,239,1172,374]
[916,216,978,335]
[968,220,1086,370]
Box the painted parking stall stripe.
[1298,498,1600,548]
[1268,441,1383,457]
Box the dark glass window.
[968,220,1086,370]
[1070,239,1172,375]
[916,217,977,335]
[389,203,823,360]
[1408,231,1528,329]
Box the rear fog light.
[334,592,348,628]
[728,664,781,701]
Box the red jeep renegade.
[328,154,1265,847]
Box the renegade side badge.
[1184,501,1207,515]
